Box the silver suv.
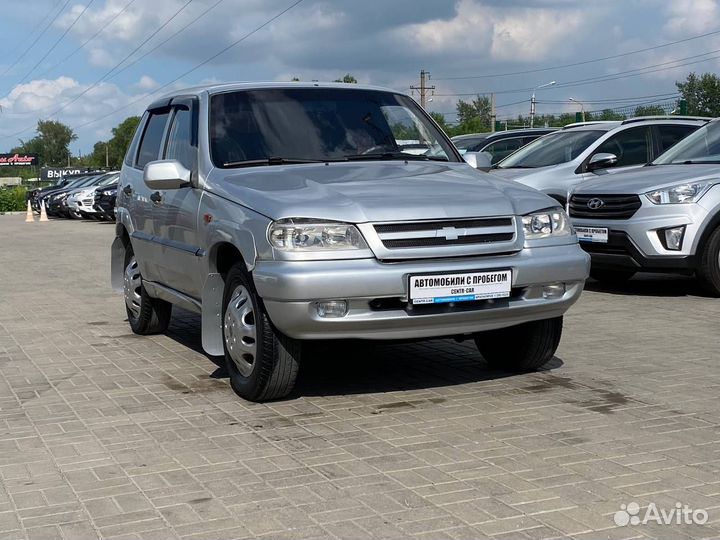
[491,118,707,204]
[569,118,720,295]
[111,82,589,401]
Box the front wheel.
[222,264,300,402]
[123,247,172,334]
[474,317,563,372]
[696,226,720,297]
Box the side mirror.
[463,151,493,171]
[143,160,191,190]
[587,152,618,172]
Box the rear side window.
[136,110,170,169]
[164,108,196,171]
[657,125,697,153]
[594,126,650,167]
[124,112,147,167]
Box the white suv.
[491,117,708,204]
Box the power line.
[0,0,72,79]
[108,0,226,80]
[0,0,305,141]
[26,0,195,123]
[11,0,97,91]
[2,1,62,64]
[434,47,720,97]
[432,26,720,81]
[31,0,139,83]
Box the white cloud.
[135,75,159,90]
[663,0,720,36]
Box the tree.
[12,119,77,166]
[455,96,492,134]
[429,112,449,131]
[676,72,720,116]
[334,74,357,83]
[634,105,666,117]
[87,116,141,169]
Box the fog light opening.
[661,226,685,251]
[316,300,348,318]
[542,283,566,299]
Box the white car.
[66,173,119,219]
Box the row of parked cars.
[458,116,720,295]
[29,171,119,221]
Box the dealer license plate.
[409,270,512,305]
[575,226,608,243]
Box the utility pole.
[490,93,496,132]
[105,143,109,168]
[410,70,435,109]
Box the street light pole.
[569,97,586,122]
[530,81,556,128]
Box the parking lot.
[0,214,719,539]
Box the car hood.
[207,161,558,223]
[574,164,720,195]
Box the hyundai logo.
[587,198,605,210]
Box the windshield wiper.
[672,159,720,165]
[345,152,447,162]
[494,165,536,169]
[223,157,339,168]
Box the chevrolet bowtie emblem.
[439,226,460,241]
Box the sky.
[1,0,720,155]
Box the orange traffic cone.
[25,200,35,223]
[39,200,49,222]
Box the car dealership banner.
[40,167,93,180]
[0,153,38,167]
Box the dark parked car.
[451,128,557,164]
[93,184,117,220]
[45,174,110,217]
[32,175,91,212]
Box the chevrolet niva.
[111,82,590,401]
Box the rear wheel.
[222,264,300,402]
[474,317,563,372]
[589,269,636,283]
[696,226,720,297]
[123,246,172,334]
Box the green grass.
[0,187,28,212]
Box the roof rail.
[562,121,619,129]
[621,115,712,125]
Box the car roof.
[149,81,402,107]
[451,128,557,142]
[562,117,710,132]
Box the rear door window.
[136,110,170,169]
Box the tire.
[222,264,300,402]
[589,269,636,283]
[474,316,563,372]
[123,246,172,335]
[696,226,720,297]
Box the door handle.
[122,184,133,196]
[150,191,163,205]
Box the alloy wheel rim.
[224,285,257,377]
[123,256,142,318]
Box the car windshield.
[210,88,458,167]
[452,137,487,154]
[652,121,720,164]
[496,130,605,169]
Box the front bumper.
[572,202,709,273]
[253,243,589,340]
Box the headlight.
[522,209,571,239]
[268,219,367,251]
[645,181,715,204]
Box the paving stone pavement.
[1,214,719,540]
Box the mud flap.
[110,236,126,293]
[201,273,224,356]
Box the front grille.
[374,217,515,250]
[569,194,642,220]
[83,198,93,205]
